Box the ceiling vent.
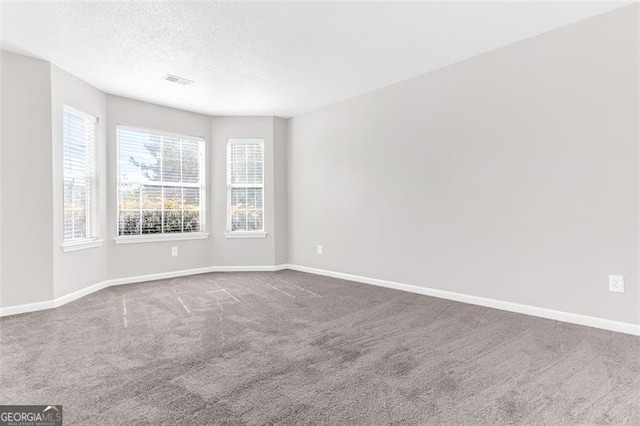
[163,74,193,86]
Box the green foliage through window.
[117,127,204,236]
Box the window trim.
[115,125,207,243]
[224,231,267,239]
[114,233,208,245]
[62,105,100,248]
[226,138,265,238]
[61,239,104,252]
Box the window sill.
[61,239,104,252]
[114,233,209,245]
[224,232,267,239]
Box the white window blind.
[63,106,98,242]
[117,126,205,237]
[227,139,264,232]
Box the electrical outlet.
[317,245,323,255]
[608,275,624,293]
[171,246,178,257]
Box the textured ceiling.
[1,1,630,117]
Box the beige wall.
[50,65,108,298]
[0,51,54,307]
[288,6,639,324]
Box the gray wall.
[0,51,289,308]
[288,6,639,324]
[0,51,54,307]
[106,95,214,279]
[50,65,108,298]
[105,97,285,278]
[274,117,289,265]
[0,48,3,305]
[1,5,637,329]
[210,116,287,266]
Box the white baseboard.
[107,266,217,286]
[53,280,109,307]
[0,299,55,317]
[285,264,640,337]
[108,264,288,286]
[0,264,288,317]
[3,263,638,336]
[207,264,289,273]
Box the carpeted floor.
[1,270,638,425]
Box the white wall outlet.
[317,245,323,255]
[171,246,178,257]
[608,275,624,293]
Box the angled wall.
[209,116,288,267]
[50,65,108,298]
[1,5,637,333]
[274,117,289,265]
[0,52,289,311]
[105,96,215,279]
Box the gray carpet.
[1,270,638,425]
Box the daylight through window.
[227,139,264,233]
[63,106,98,242]
[117,127,205,237]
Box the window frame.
[114,125,208,244]
[61,105,102,252]
[225,138,266,239]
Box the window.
[63,106,98,246]
[226,139,265,237]
[116,126,206,242]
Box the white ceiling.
[1,1,631,117]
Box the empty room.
[0,1,638,425]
